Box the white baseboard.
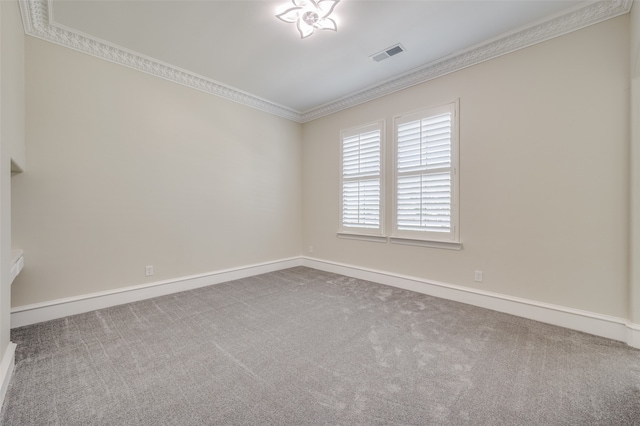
[0,342,17,408]
[627,323,640,348]
[10,255,640,349]
[302,257,640,349]
[11,257,303,328]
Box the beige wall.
[1,0,25,356]
[1,1,25,172]
[632,1,639,78]
[11,37,302,307]
[631,0,640,323]
[8,9,634,324]
[302,16,630,319]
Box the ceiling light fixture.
[276,0,340,39]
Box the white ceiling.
[21,0,632,121]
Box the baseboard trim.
[0,342,17,408]
[627,322,640,348]
[10,256,639,349]
[302,257,640,349]
[11,257,303,328]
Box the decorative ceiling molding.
[19,0,303,122]
[300,0,633,122]
[20,0,632,124]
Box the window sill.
[337,232,388,243]
[389,237,462,250]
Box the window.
[392,102,459,247]
[339,121,384,237]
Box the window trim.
[338,120,385,237]
[391,100,460,244]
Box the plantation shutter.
[394,103,458,241]
[340,123,383,233]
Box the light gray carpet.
[1,266,639,425]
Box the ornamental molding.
[300,0,633,122]
[20,0,632,124]
[19,0,302,122]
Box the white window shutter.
[340,122,384,234]
[394,102,459,241]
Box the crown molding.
[19,0,303,122]
[300,0,633,122]
[20,0,632,124]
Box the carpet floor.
[1,266,639,425]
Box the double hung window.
[338,101,459,248]
[393,102,459,245]
[339,121,384,236]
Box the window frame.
[390,100,461,249]
[338,120,386,240]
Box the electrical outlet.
[145,265,154,277]
[474,270,483,283]
[309,245,314,253]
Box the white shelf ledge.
[10,250,23,285]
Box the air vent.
[370,44,405,62]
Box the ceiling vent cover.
[370,44,405,62]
